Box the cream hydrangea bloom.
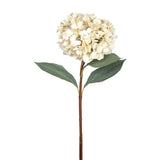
[57,13,117,63]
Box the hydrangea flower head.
[57,13,117,63]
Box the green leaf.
[84,59,125,88]
[35,62,78,88]
[87,53,120,68]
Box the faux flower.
[57,13,117,62]
[35,13,125,160]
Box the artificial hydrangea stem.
[79,61,85,160]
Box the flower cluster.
[57,13,116,63]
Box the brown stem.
[79,61,85,160]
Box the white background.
[0,0,160,160]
